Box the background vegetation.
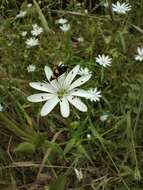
[0,0,143,189]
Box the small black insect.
[50,64,68,81]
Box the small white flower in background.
[60,23,71,32]
[87,88,102,102]
[135,47,143,61]
[84,9,88,14]
[57,18,68,25]
[0,104,3,112]
[21,31,27,37]
[103,1,109,8]
[77,37,84,42]
[27,64,36,72]
[112,1,131,14]
[76,3,81,7]
[74,168,83,182]
[16,11,26,18]
[100,114,109,122]
[31,24,43,36]
[96,54,112,67]
[26,37,39,48]
[78,67,91,76]
[87,134,91,139]
[27,65,94,118]
[27,3,32,8]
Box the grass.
[0,0,143,189]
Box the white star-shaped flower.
[21,31,27,37]
[100,114,109,122]
[0,104,3,112]
[16,11,26,18]
[27,3,32,8]
[87,134,92,139]
[31,24,43,36]
[135,47,143,61]
[27,65,92,118]
[74,168,83,182]
[112,1,131,14]
[95,54,112,67]
[27,64,36,72]
[78,67,91,76]
[60,23,71,32]
[26,37,39,48]
[87,88,102,102]
[77,37,84,42]
[57,18,68,25]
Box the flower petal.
[29,82,56,93]
[60,98,70,118]
[67,96,87,112]
[40,96,59,116]
[57,73,66,88]
[27,93,54,102]
[50,79,59,90]
[70,89,90,98]
[69,74,91,90]
[65,65,80,87]
[44,66,53,81]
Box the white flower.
[0,104,3,112]
[27,64,36,72]
[84,9,88,14]
[27,65,92,118]
[87,134,91,139]
[100,114,108,122]
[60,23,71,32]
[95,54,112,67]
[103,1,109,8]
[76,3,81,6]
[112,1,131,14]
[57,18,68,25]
[21,31,27,37]
[27,3,32,8]
[87,88,102,102]
[26,37,39,48]
[135,47,143,61]
[16,11,26,18]
[31,24,43,36]
[74,168,83,181]
[78,67,91,76]
[77,37,84,42]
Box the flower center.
[58,89,68,99]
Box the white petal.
[27,93,54,102]
[44,66,53,81]
[40,96,59,116]
[65,65,80,87]
[69,74,91,90]
[70,89,90,98]
[29,82,55,93]
[68,96,87,112]
[60,98,70,118]
[57,73,66,87]
[50,79,59,90]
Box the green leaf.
[33,0,50,33]
[14,142,35,153]
[64,138,75,155]
[77,144,93,164]
[45,141,64,157]
[49,174,66,190]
